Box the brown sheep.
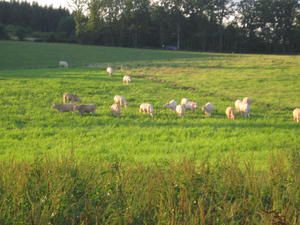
[63,93,81,104]
[73,104,96,115]
[52,103,74,112]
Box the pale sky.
[14,0,70,10]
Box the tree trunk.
[176,22,180,49]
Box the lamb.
[114,95,128,108]
[107,66,113,76]
[202,102,215,116]
[73,104,96,115]
[225,107,235,120]
[165,100,177,111]
[139,103,154,117]
[185,101,198,111]
[235,99,242,112]
[176,105,185,117]
[63,93,80,104]
[59,61,69,68]
[239,102,250,117]
[52,103,74,112]
[293,108,300,123]
[123,75,132,85]
[111,103,121,117]
[181,98,197,110]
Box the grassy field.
[0,41,299,164]
[0,41,299,224]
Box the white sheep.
[202,102,215,116]
[181,98,189,106]
[106,66,113,76]
[111,103,121,117]
[293,108,300,123]
[235,99,242,112]
[239,102,250,117]
[225,107,235,120]
[139,103,154,117]
[176,105,185,117]
[165,100,177,111]
[123,75,131,85]
[114,95,128,108]
[59,61,69,68]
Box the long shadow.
[45,114,300,130]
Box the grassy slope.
[0,41,211,70]
[0,41,299,164]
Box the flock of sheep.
[55,62,300,123]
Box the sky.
[15,0,70,10]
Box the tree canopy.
[1,0,299,53]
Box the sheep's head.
[52,104,58,110]
[191,102,198,109]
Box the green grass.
[0,41,218,70]
[0,153,299,225]
[0,41,299,225]
[0,41,299,165]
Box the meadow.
[0,41,299,163]
[0,41,299,224]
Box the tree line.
[0,1,75,42]
[72,0,300,53]
[0,0,299,53]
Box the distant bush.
[0,24,8,39]
[5,25,31,40]
[0,151,299,224]
[31,31,76,43]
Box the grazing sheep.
[123,75,132,85]
[293,108,300,123]
[235,99,242,112]
[225,107,235,120]
[181,98,189,106]
[239,102,250,118]
[165,100,177,111]
[52,103,74,112]
[111,103,121,117]
[176,105,185,117]
[139,103,154,117]
[202,102,215,116]
[114,95,128,108]
[73,104,96,115]
[185,101,198,111]
[59,61,69,68]
[63,93,80,104]
[107,66,113,76]
[243,97,252,105]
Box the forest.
[0,0,300,53]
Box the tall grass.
[0,151,299,225]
